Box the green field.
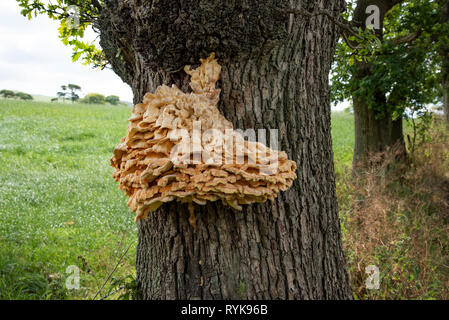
[0,99,136,299]
[330,111,355,176]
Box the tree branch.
[91,0,103,12]
[342,31,363,50]
[391,27,422,45]
[280,8,362,39]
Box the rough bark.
[353,90,405,167]
[351,0,406,167]
[98,0,352,299]
[444,78,449,123]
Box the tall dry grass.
[338,117,449,299]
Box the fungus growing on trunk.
[111,53,297,224]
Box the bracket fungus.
[111,53,297,225]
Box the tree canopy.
[81,93,105,104]
[0,90,33,100]
[15,92,34,100]
[105,95,120,105]
[57,83,81,103]
[331,0,447,119]
[17,0,105,68]
[0,90,16,99]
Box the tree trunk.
[443,77,449,123]
[98,0,352,299]
[440,0,449,124]
[351,0,406,168]
[353,94,405,167]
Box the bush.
[15,92,33,101]
[80,93,105,104]
[106,95,120,105]
[0,90,16,99]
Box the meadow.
[0,99,447,299]
[0,99,135,299]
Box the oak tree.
[17,0,353,299]
[332,0,448,167]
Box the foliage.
[404,107,433,155]
[57,85,67,102]
[331,0,445,120]
[16,0,106,68]
[57,92,66,102]
[57,84,81,103]
[80,93,105,104]
[106,95,120,105]
[15,92,34,100]
[338,118,449,299]
[67,84,81,103]
[108,274,138,300]
[0,90,17,99]
[0,90,34,100]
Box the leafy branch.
[16,0,106,68]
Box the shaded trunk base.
[443,78,449,124]
[353,99,406,170]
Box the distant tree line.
[79,93,120,105]
[52,84,122,106]
[2,84,124,106]
[0,90,33,100]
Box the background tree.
[331,0,444,168]
[17,0,353,299]
[105,95,120,105]
[80,93,105,104]
[67,83,81,103]
[57,84,82,103]
[15,92,33,100]
[0,90,16,99]
[57,85,68,103]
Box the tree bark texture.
[444,78,449,123]
[353,89,405,166]
[98,0,352,299]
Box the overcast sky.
[0,0,134,102]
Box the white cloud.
[0,0,133,102]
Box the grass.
[0,99,447,300]
[0,99,136,299]
[331,110,355,176]
[337,118,449,300]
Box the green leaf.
[348,56,354,66]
